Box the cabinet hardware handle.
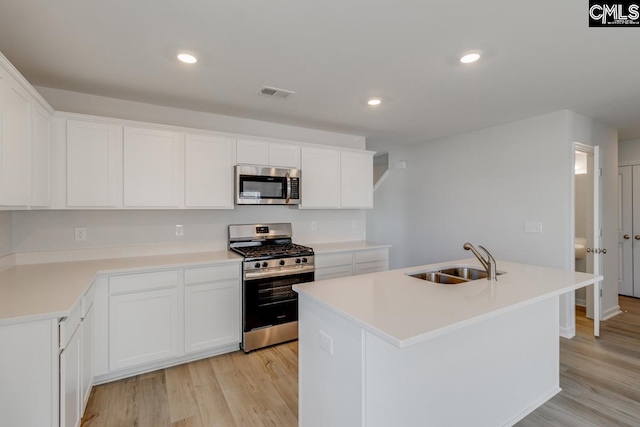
[636,235,640,240]
[624,234,630,239]
[586,248,592,253]
[602,249,607,254]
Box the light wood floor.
[82,297,640,427]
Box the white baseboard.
[602,305,622,321]
[575,299,586,307]
[503,387,562,426]
[559,325,576,339]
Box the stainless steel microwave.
[235,165,301,205]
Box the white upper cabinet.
[185,134,235,208]
[67,120,122,208]
[0,70,32,207]
[340,151,373,209]
[123,126,184,208]
[237,138,269,165]
[237,138,300,168]
[30,102,51,207]
[300,146,340,208]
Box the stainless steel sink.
[406,266,504,284]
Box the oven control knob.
[262,262,269,268]
[254,262,261,268]
[302,257,308,263]
[295,258,301,264]
[279,260,285,266]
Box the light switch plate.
[524,221,543,233]
[319,330,333,355]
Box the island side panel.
[298,294,364,427]
[364,297,561,427]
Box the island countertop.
[293,258,602,348]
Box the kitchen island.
[293,258,602,427]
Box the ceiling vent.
[258,86,295,100]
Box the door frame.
[572,142,602,336]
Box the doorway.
[573,143,602,332]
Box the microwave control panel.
[290,178,300,199]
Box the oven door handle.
[285,172,291,204]
[245,265,315,280]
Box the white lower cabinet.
[184,264,240,353]
[60,325,81,427]
[109,287,179,371]
[97,263,241,381]
[0,319,58,427]
[80,303,94,411]
[354,249,389,275]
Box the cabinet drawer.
[184,264,240,285]
[354,260,388,276]
[315,252,353,269]
[109,270,178,294]
[60,302,82,349]
[315,265,353,281]
[355,249,388,264]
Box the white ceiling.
[1,1,639,150]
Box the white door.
[618,165,633,296]
[300,147,340,208]
[631,165,640,298]
[123,127,183,208]
[185,134,235,208]
[1,73,31,206]
[67,120,122,207]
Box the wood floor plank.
[165,363,201,424]
[189,359,237,427]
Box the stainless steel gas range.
[228,223,314,353]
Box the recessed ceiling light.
[459,51,481,64]
[368,98,382,106]
[177,53,197,64]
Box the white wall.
[367,111,571,270]
[619,138,640,164]
[0,212,11,257]
[11,208,366,253]
[35,86,366,150]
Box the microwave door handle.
[285,173,291,204]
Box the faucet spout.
[463,242,497,281]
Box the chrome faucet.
[463,242,497,281]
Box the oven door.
[243,271,314,332]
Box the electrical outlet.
[175,224,184,237]
[319,330,333,355]
[311,221,317,231]
[74,227,87,241]
[524,221,543,233]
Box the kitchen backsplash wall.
[0,212,11,257]
[11,208,366,253]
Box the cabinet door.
[60,326,81,427]
[31,102,51,207]
[80,304,94,413]
[123,127,183,207]
[300,147,340,208]
[340,151,373,209]
[1,72,31,206]
[67,120,122,207]
[184,280,240,353]
[269,143,300,168]
[236,138,268,165]
[109,288,179,370]
[185,134,235,208]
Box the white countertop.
[307,240,390,254]
[293,258,602,348]
[0,251,241,326]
